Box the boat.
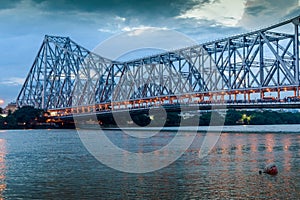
[259,163,278,175]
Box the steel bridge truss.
[16,16,300,111]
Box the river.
[0,127,299,199]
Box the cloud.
[115,16,126,22]
[177,0,246,27]
[93,27,197,61]
[245,5,266,16]
[121,26,168,36]
[0,0,21,9]
[97,28,116,34]
[0,77,25,86]
[238,0,300,29]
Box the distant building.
[4,102,17,114]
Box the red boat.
[262,163,278,175]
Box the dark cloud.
[178,18,245,43]
[0,0,21,9]
[284,7,300,19]
[245,5,266,16]
[238,0,299,29]
[0,0,209,38]
[25,0,201,19]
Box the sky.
[0,0,299,106]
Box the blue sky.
[0,0,299,106]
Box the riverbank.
[2,106,300,130]
[103,124,300,133]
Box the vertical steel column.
[276,40,280,99]
[228,39,231,98]
[295,24,299,96]
[111,64,115,96]
[66,39,71,107]
[259,33,264,99]
[42,39,47,110]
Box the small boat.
[259,163,278,175]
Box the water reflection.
[282,136,292,171]
[0,138,6,199]
[193,132,300,199]
[0,129,299,199]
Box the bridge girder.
[16,16,300,110]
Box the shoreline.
[1,124,300,133]
[102,124,300,133]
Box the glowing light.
[241,114,251,124]
[0,100,4,105]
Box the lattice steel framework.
[17,16,300,110]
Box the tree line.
[1,106,300,129]
[0,106,47,129]
[99,109,300,127]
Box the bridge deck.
[53,100,300,120]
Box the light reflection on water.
[0,139,6,200]
[0,129,298,199]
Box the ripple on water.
[0,129,298,199]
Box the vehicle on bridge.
[284,96,300,102]
[258,96,278,103]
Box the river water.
[0,128,299,199]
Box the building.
[4,102,17,114]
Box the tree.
[12,106,43,128]
[249,114,266,125]
[199,112,211,126]
[225,110,242,125]
[4,115,17,129]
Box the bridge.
[16,15,300,117]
